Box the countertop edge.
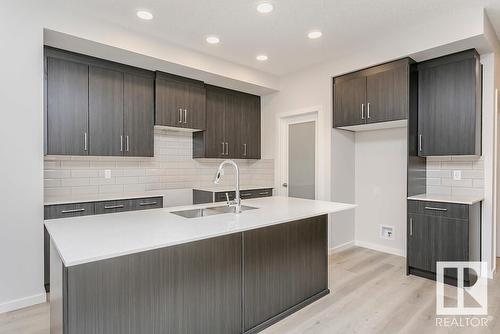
[407,195,484,205]
[47,202,356,267]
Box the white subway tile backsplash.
[44,169,70,179]
[426,156,483,196]
[99,185,124,194]
[441,178,473,188]
[426,186,452,195]
[451,187,484,197]
[427,170,452,178]
[61,160,91,169]
[441,161,473,170]
[44,179,61,188]
[71,169,99,178]
[45,187,71,197]
[61,178,90,187]
[90,161,116,169]
[89,177,116,186]
[44,129,274,198]
[71,186,99,195]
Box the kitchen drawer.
[407,200,468,220]
[44,202,95,219]
[215,191,236,202]
[95,199,135,214]
[132,196,163,210]
[215,188,273,202]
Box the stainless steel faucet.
[213,159,241,213]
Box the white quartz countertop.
[45,196,355,267]
[407,193,484,205]
[193,185,273,192]
[44,190,169,206]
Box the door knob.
[282,183,288,188]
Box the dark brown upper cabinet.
[417,49,481,156]
[46,57,89,155]
[155,72,206,130]
[88,66,124,156]
[239,94,261,159]
[333,58,412,129]
[193,85,261,159]
[123,73,154,157]
[44,47,155,157]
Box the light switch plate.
[453,170,462,181]
[104,169,112,179]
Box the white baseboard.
[328,241,355,255]
[0,293,46,314]
[354,240,405,257]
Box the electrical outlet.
[453,170,462,181]
[104,169,112,179]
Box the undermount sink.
[171,205,258,219]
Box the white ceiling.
[52,0,500,76]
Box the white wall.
[354,128,407,256]
[0,2,45,312]
[0,1,278,313]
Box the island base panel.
[54,215,329,334]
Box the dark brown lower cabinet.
[407,200,480,285]
[44,196,163,292]
[51,215,328,334]
[66,234,242,334]
[243,215,328,333]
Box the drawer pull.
[241,193,252,197]
[259,191,269,195]
[424,206,448,212]
[104,205,125,210]
[61,208,85,214]
[139,201,158,206]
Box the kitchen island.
[45,196,355,334]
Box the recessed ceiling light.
[308,30,322,39]
[136,10,153,20]
[206,36,220,44]
[256,54,268,61]
[257,2,274,14]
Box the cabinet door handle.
[221,142,225,155]
[409,217,413,236]
[243,143,247,156]
[104,204,125,210]
[184,109,188,124]
[361,103,365,119]
[120,135,123,152]
[367,102,371,119]
[225,142,229,155]
[61,208,85,214]
[418,135,422,152]
[139,201,158,206]
[126,136,130,152]
[178,108,183,123]
[424,206,448,212]
[84,132,88,151]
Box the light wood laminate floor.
[1,247,498,334]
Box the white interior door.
[279,113,318,199]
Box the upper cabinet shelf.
[155,72,206,131]
[417,49,481,156]
[333,58,413,129]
